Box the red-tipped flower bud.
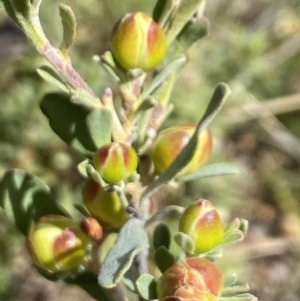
[26,215,90,273]
[82,178,128,229]
[94,142,138,185]
[80,216,103,242]
[179,200,224,253]
[111,12,167,71]
[157,257,224,301]
[151,124,213,177]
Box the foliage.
[0,1,300,298]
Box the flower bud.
[157,257,223,301]
[151,124,213,177]
[111,12,167,71]
[179,200,224,253]
[26,215,90,273]
[94,142,138,185]
[82,178,128,228]
[80,216,103,242]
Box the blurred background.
[1,0,300,300]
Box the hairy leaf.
[174,232,195,254]
[98,218,149,288]
[166,0,206,44]
[145,205,184,227]
[153,223,171,250]
[136,274,158,300]
[41,93,112,157]
[59,4,76,53]
[177,162,240,182]
[37,66,69,93]
[154,246,175,273]
[0,169,69,235]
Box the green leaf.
[136,274,158,300]
[86,108,112,149]
[142,83,231,201]
[177,163,240,182]
[0,0,31,25]
[65,272,114,301]
[153,223,171,250]
[153,0,179,27]
[77,159,90,178]
[137,54,186,107]
[41,93,112,157]
[73,204,90,217]
[174,232,195,254]
[98,218,149,288]
[122,265,139,292]
[220,294,258,301]
[219,218,248,248]
[177,16,209,49]
[0,169,69,236]
[224,273,238,288]
[37,65,69,93]
[145,205,184,227]
[154,246,175,273]
[165,0,206,44]
[59,4,76,53]
[222,283,250,296]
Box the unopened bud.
[82,178,128,229]
[26,215,89,273]
[157,257,223,301]
[111,12,167,71]
[94,142,138,185]
[179,200,224,253]
[80,217,103,242]
[152,124,213,177]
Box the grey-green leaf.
[37,65,69,93]
[0,0,31,25]
[136,274,158,300]
[0,169,69,236]
[145,205,184,227]
[153,223,171,250]
[224,273,238,288]
[174,232,195,255]
[166,0,206,44]
[59,4,76,53]
[65,272,115,301]
[41,92,111,157]
[177,162,240,182]
[138,54,186,106]
[142,83,231,201]
[154,246,176,273]
[86,108,112,149]
[220,293,258,301]
[177,16,209,49]
[98,218,149,288]
[77,159,90,178]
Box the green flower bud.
[179,200,224,254]
[82,178,128,229]
[151,124,213,177]
[26,215,90,273]
[80,216,103,242]
[111,12,167,71]
[157,257,224,301]
[94,142,138,185]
